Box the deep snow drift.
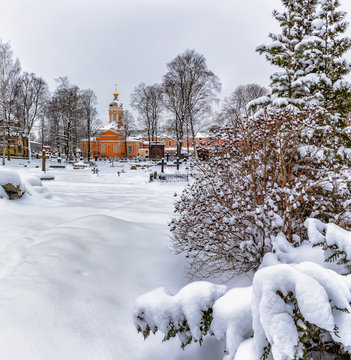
[0,159,224,360]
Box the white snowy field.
[0,159,223,360]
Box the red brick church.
[81,87,213,160]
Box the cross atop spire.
[113,83,119,100]
[109,85,123,126]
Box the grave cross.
[161,158,165,173]
[39,150,49,172]
[176,157,180,170]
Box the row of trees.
[130,49,268,158]
[47,77,100,161]
[0,40,47,164]
[0,40,100,164]
[1,40,269,163]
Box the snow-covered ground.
[0,158,223,360]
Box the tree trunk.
[190,115,198,160]
[87,123,91,162]
[1,123,5,165]
[2,66,6,165]
[28,134,32,162]
[6,126,10,161]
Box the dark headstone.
[161,158,165,173]
[150,144,165,160]
[1,184,24,200]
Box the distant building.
[0,120,29,158]
[80,87,141,158]
[80,87,216,160]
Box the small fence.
[150,172,189,183]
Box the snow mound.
[0,169,23,187]
[0,185,8,199]
[57,214,145,244]
[22,175,51,199]
[234,338,258,360]
[0,210,173,360]
[0,159,212,360]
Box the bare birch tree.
[17,72,49,160]
[0,41,21,164]
[121,109,135,156]
[80,89,100,161]
[220,83,267,132]
[163,49,221,158]
[130,83,163,153]
[48,77,81,159]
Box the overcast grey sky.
[0,0,351,123]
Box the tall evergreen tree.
[254,0,351,117]
[255,0,318,107]
[309,0,351,118]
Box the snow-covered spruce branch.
[134,282,227,348]
[135,264,351,359]
[306,218,351,274]
[253,262,351,360]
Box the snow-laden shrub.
[136,221,351,359]
[170,106,351,279]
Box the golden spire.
[113,83,119,98]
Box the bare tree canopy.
[162,49,221,158]
[0,41,104,161]
[220,83,267,129]
[80,88,100,161]
[121,109,135,156]
[17,72,49,160]
[47,77,82,159]
[0,40,21,164]
[130,82,163,153]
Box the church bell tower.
[109,84,123,128]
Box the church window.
[168,140,172,147]
[114,115,116,122]
[101,144,105,153]
[113,145,117,153]
[128,145,133,154]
